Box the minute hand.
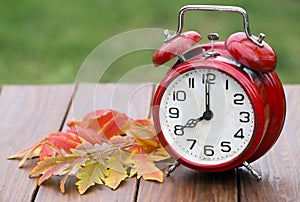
[204,79,213,120]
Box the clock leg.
[166,161,180,177]
[242,161,262,181]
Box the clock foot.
[242,161,262,181]
[166,161,180,177]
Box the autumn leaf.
[71,109,129,140]
[129,153,164,182]
[8,109,172,194]
[104,156,128,190]
[8,132,82,167]
[76,159,106,194]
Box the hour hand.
[174,115,205,135]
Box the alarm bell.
[226,32,277,72]
[152,31,202,67]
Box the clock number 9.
[169,107,179,118]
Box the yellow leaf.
[104,156,128,189]
[30,156,80,177]
[75,160,105,194]
[105,169,128,190]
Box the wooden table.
[0,83,299,202]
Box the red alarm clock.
[152,5,286,179]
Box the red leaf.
[40,145,55,160]
[47,133,81,154]
[78,110,129,140]
[74,127,103,145]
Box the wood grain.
[0,85,74,202]
[1,84,299,202]
[34,83,154,202]
[239,85,300,202]
[137,166,237,202]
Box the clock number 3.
[239,111,250,123]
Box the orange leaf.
[129,153,164,182]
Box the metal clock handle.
[165,5,265,47]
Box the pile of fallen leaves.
[8,109,171,194]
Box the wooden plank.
[35,83,154,201]
[239,85,300,202]
[137,166,237,202]
[0,85,74,202]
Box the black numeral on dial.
[172,90,186,101]
[239,111,250,123]
[202,73,216,84]
[187,139,196,150]
[174,125,184,136]
[225,79,229,90]
[220,141,231,152]
[169,107,179,118]
[233,93,244,105]
[188,78,195,88]
[234,128,245,139]
[204,145,214,156]
[203,142,232,156]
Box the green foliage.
[0,0,299,84]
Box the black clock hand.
[174,110,212,135]
[174,78,214,135]
[204,78,213,120]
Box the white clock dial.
[159,68,255,165]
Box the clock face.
[158,67,255,166]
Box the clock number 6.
[204,145,214,156]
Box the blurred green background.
[0,0,299,84]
